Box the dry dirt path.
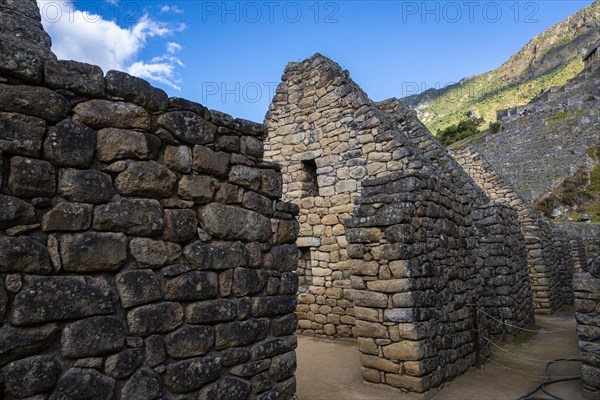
[296,311,582,400]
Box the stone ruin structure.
[0,0,597,398]
[0,1,298,398]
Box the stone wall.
[450,146,575,313]
[554,221,600,259]
[0,2,298,398]
[266,53,534,394]
[574,255,600,400]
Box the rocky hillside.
[402,1,600,134]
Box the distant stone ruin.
[0,1,297,399]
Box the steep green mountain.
[402,1,600,135]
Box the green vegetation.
[402,2,599,135]
[437,117,484,147]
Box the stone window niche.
[300,159,318,198]
[297,247,313,289]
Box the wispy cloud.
[38,1,185,90]
[160,5,184,14]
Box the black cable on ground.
[517,358,581,400]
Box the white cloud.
[166,42,182,54]
[39,1,185,90]
[160,5,184,14]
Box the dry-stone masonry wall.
[266,53,534,394]
[574,254,600,400]
[450,146,576,313]
[0,1,298,398]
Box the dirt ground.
[296,311,582,400]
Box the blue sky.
[38,0,595,122]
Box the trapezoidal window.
[300,159,318,198]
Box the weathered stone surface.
[164,145,192,173]
[199,203,271,242]
[274,219,299,244]
[229,165,261,191]
[229,359,270,378]
[232,268,263,296]
[216,319,270,350]
[97,128,159,162]
[61,316,126,358]
[9,156,55,197]
[0,32,53,83]
[73,100,150,129]
[45,59,105,96]
[250,335,297,360]
[0,235,51,274]
[145,335,166,367]
[116,270,163,308]
[12,276,114,325]
[41,202,92,231]
[0,195,35,229]
[115,161,176,198]
[261,168,283,199]
[0,324,58,366]
[192,145,230,177]
[58,168,114,204]
[346,289,388,308]
[44,119,96,168]
[165,271,219,301]
[2,355,61,398]
[162,208,197,243]
[127,302,183,336]
[58,232,127,272]
[382,341,426,361]
[105,348,143,378]
[164,356,221,393]
[251,296,297,317]
[157,111,217,145]
[269,351,296,382]
[130,238,181,268]
[178,174,217,202]
[94,198,164,236]
[0,84,68,122]
[105,70,168,111]
[0,112,45,157]
[263,245,298,272]
[272,314,298,337]
[183,241,248,270]
[121,367,161,400]
[216,377,252,400]
[186,299,238,324]
[49,368,116,400]
[165,325,214,358]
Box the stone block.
[94,198,164,236]
[229,165,262,190]
[251,296,297,317]
[157,111,216,145]
[165,325,214,358]
[346,289,388,308]
[359,353,400,373]
[0,324,58,367]
[105,70,168,111]
[44,119,96,167]
[61,316,126,358]
[116,270,163,308]
[127,302,183,336]
[270,351,296,382]
[178,174,217,203]
[73,100,150,129]
[105,348,143,378]
[164,145,192,173]
[45,59,105,96]
[49,368,115,400]
[250,336,297,360]
[186,299,238,324]
[164,356,221,393]
[97,128,159,162]
[0,112,45,157]
[215,319,270,350]
[129,238,181,268]
[121,367,161,400]
[263,244,298,272]
[115,161,176,198]
[162,208,197,243]
[58,168,114,204]
[2,355,61,398]
[165,271,219,301]
[41,202,92,232]
[0,235,51,274]
[184,240,248,270]
[382,340,426,361]
[58,232,127,272]
[0,84,68,122]
[192,145,230,178]
[198,203,271,242]
[9,156,55,197]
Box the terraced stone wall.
[0,1,298,398]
